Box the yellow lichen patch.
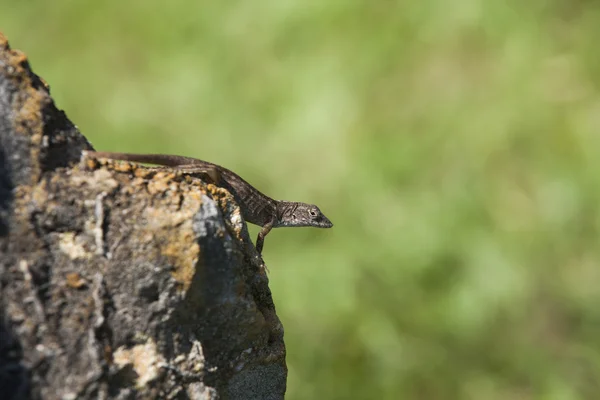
[113,340,166,388]
[146,177,171,194]
[144,170,183,196]
[59,232,91,260]
[205,184,235,212]
[111,161,136,174]
[204,184,245,243]
[142,193,203,292]
[163,235,200,291]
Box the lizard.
[83,151,333,254]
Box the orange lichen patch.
[82,156,140,175]
[81,158,175,194]
[65,272,87,289]
[0,45,31,78]
[84,157,101,170]
[8,49,28,69]
[111,161,136,174]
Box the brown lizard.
[84,151,333,254]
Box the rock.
[0,32,286,400]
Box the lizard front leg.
[255,220,273,255]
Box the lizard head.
[276,202,333,228]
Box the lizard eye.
[309,209,318,217]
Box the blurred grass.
[3,0,600,398]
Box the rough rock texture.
[0,32,286,400]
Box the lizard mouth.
[318,216,333,228]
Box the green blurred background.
[3,1,600,398]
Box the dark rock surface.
[0,32,286,400]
